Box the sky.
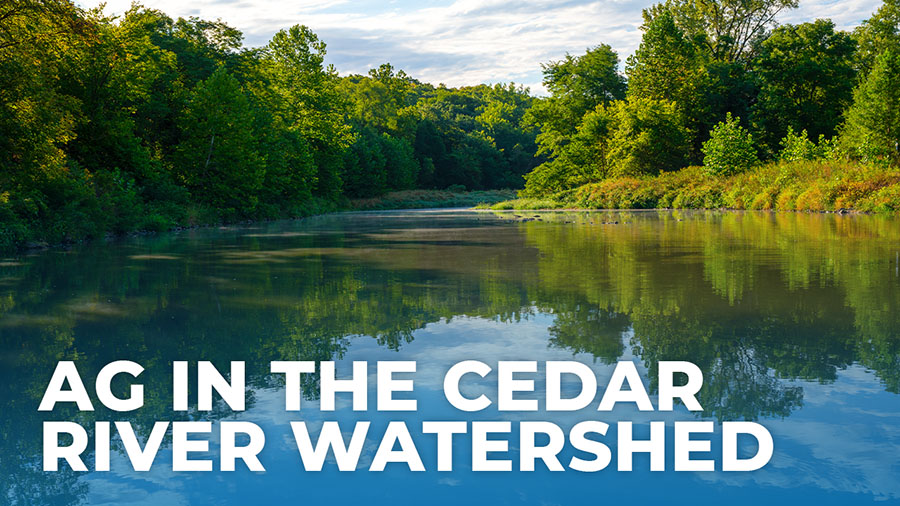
[74,0,884,94]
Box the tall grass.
[490,161,900,213]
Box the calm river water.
[1,209,899,505]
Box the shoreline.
[483,161,900,216]
[7,189,516,255]
[476,206,871,215]
[11,203,876,256]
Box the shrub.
[779,127,823,162]
[702,113,758,176]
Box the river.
[2,209,899,505]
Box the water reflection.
[1,210,899,505]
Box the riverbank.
[485,161,900,213]
[2,190,515,253]
[349,189,515,211]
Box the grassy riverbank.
[486,161,900,213]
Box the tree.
[253,110,316,216]
[174,67,263,215]
[522,44,625,195]
[627,9,705,109]
[606,97,691,176]
[258,25,353,198]
[651,0,800,63]
[521,105,613,196]
[168,16,243,84]
[527,45,625,149]
[341,126,388,197]
[853,0,900,75]
[637,0,791,154]
[472,83,539,187]
[840,50,900,163]
[413,119,445,188]
[380,134,419,191]
[0,0,87,52]
[751,20,856,155]
[702,113,758,175]
[0,0,85,186]
[778,127,829,162]
[542,44,627,113]
[338,64,417,137]
[626,8,707,160]
[64,7,181,186]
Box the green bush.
[702,113,758,176]
[779,127,822,162]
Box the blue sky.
[76,0,884,94]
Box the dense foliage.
[6,0,900,250]
[702,113,758,176]
[0,2,539,250]
[520,0,900,203]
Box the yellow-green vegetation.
[493,161,900,212]
[482,197,567,210]
[350,189,516,210]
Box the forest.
[4,0,900,250]
[0,1,539,250]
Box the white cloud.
[75,0,883,94]
[779,0,881,30]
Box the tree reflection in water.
[0,210,898,504]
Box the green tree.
[627,9,705,111]
[840,50,900,163]
[522,45,625,195]
[702,112,758,175]
[381,134,419,191]
[778,127,829,162]
[65,7,181,187]
[853,0,900,75]
[338,64,418,137]
[521,105,613,196]
[253,110,316,216]
[174,67,263,215]
[652,0,799,63]
[0,0,84,185]
[258,25,353,198]
[526,45,625,159]
[751,20,857,155]
[342,126,388,197]
[472,83,539,187]
[542,44,627,112]
[626,8,707,160]
[606,97,691,176]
